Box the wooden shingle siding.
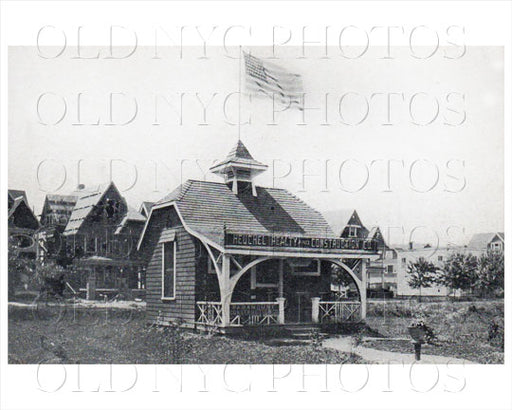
[143,206,198,325]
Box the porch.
[193,231,378,331]
[196,299,363,328]
[71,256,146,300]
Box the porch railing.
[317,301,362,323]
[196,301,223,326]
[196,300,284,327]
[230,302,280,326]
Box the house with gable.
[8,189,40,258]
[138,140,380,332]
[50,182,148,298]
[324,209,399,296]
[468,232,505,254]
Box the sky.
[8,46,504,246]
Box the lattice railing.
[230,302,280,326]
[318,301,361,323]
[196,301,223,326]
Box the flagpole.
[238,45,242,141]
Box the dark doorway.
[285,291,313,323]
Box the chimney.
[408,241,413,250]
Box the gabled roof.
[366,226,393,250]
[141,179,335,248]
[139,201,155,218]
[467,232,503,251]
[115,207,147,234]
[322,209,362,237]
[8,196,40,229]
[63,182,122,236]
[125,207,147,222]
[8,197,25,218]
[8,189,28,204]
[142,201,155,210]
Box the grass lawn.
[8,304,363,365]
[362,299,504,364]
[8,300,504,364]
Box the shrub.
[487,320,504,349]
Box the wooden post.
[86,268,96,300]
[311,297,320,324]
[220,254,231,327]
[278,259,284,298]
[276,297,286,324]
[360,259,368,320]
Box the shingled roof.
[210,140,267,170]
[143,179,335,248]
[63,182,124,236]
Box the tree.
[477,251,504,298]
[8,240,67,300]
[407,257,438,302]
[330,263,355,299]
[437,252,478,297]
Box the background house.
[324,209,398,297]
[468,232,505,254]
[38,193,79,261]
[37,182,147,299]
[8,189,40,295]
[8,189,40,258]
[390,243,456,297]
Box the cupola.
[209,140,268,196]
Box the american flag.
[243,52,304,110]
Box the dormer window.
[349,226,358,237]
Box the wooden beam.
[278,259,284,298]
[220,254,231,327]
[230,255,243,271]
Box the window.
[251,260,281,289]
[348,226,358,237]
[438,255,443,262]
[290,259,321,276]
[162,241,176,299]
[401,257,407,265]
[387,265,394,274]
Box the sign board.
[225,233,377,251]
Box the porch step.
[284,324,326,340]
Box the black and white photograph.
[1,2,511,410]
